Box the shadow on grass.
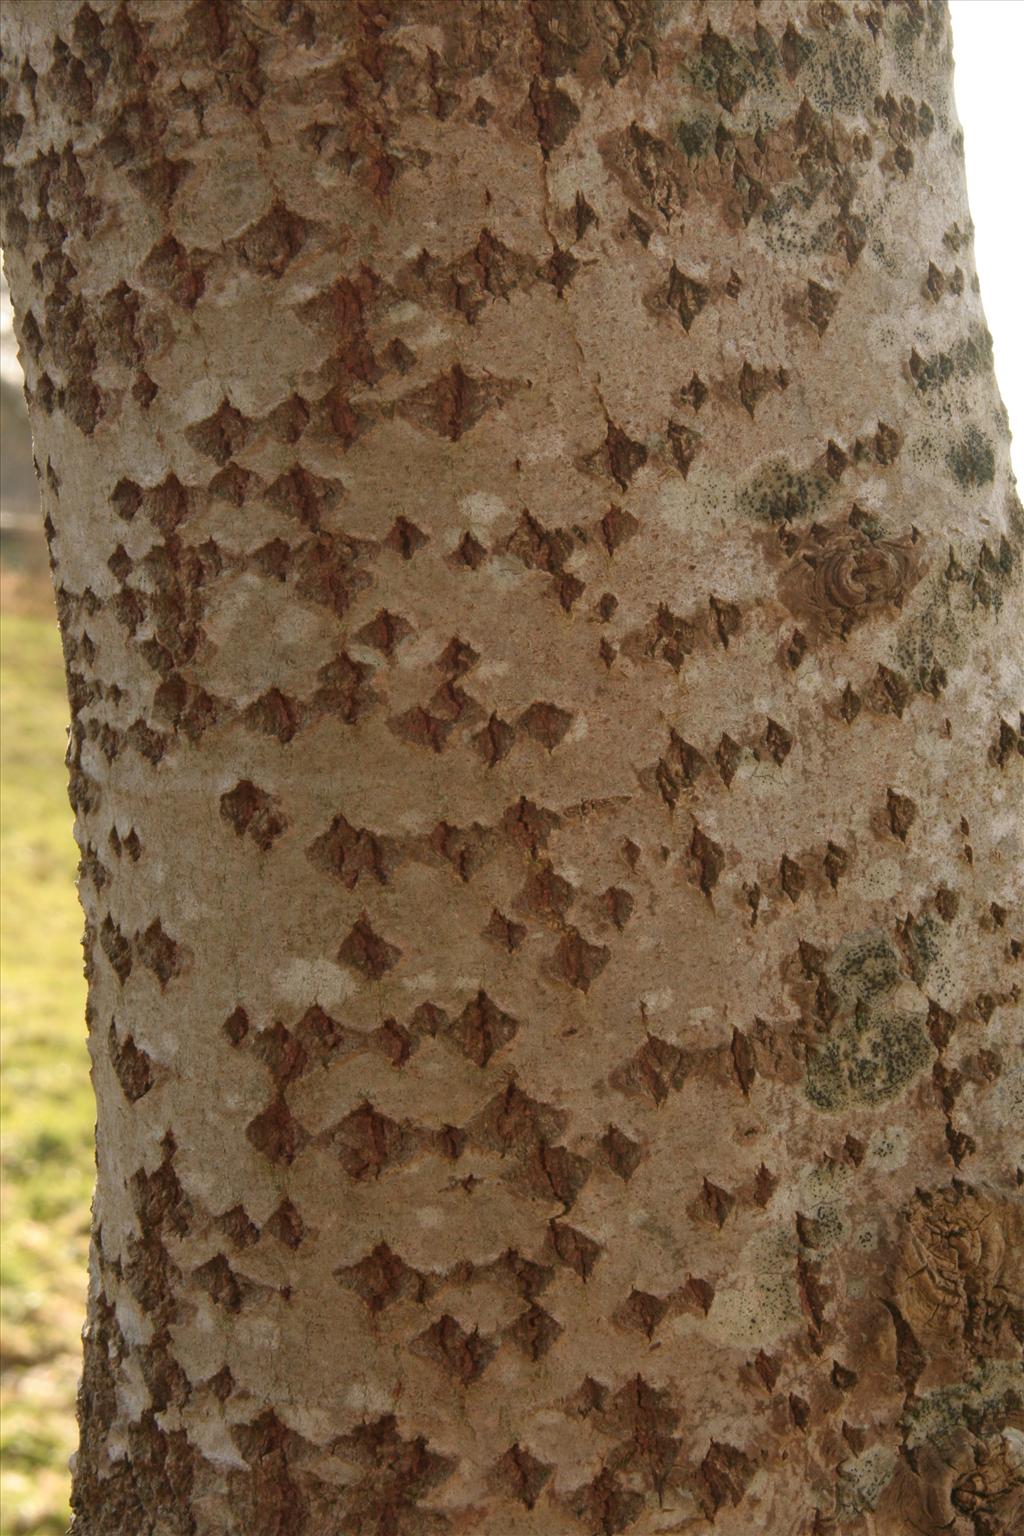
[2,550,90,1536]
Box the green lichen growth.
[804,30,879,114]
[805,931,932,1112]
[896,496,1023,687]
[946,424,995,488]
[902,913,942,985]
[902,1362,1024,1452]
[835,1445,897,1519]
[912,324,994,393]
[735,456,833,525]
[806,1008,932,1111]
[674,114,713,159]
[828,932,902,1010]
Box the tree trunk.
[1,1,1021,1531]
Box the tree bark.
[1,1,1022,1531]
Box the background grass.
[1,593,90,1535]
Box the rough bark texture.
[1,1,1022,1532]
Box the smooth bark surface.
[1,2,1021,1532]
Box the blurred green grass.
[1,602,91,1535]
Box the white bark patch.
[275,960,355,1010]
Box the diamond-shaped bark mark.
[129,1133,192,1238]
[452,529,487,569]
[469,1080,567,1155]
[312,651,377,725]
[547,1221,603,1280]
[192,1254,250,1313]
[266,466,344,530]
[436,637,479,680]
[709,593,741,648]
[738,361,788,416]
[698,1441,755,1517]
[187,399,252,465]
[429,820,495,882]
[701,24,751,110]
[244,688,303,743]
[696,1177,736,1229]
[764,719,793,765]
[140,235,205,308]
[528,77,580,156]
[336,1242,430,1313]
[248,1019,312,1084]
[519,700,573,751]
[229,1408,310,1480]
[385,515,428,560]
[600,504,639,554]
[405,1001,449,1038]
[780,854,806,903]
[553,928,610,992]
[339,916,400,980]
[685,1275,716,1315]
[293,533,373,620]
[308,813,390,887]
[485,908,527,952]
[220,780,287,851]
[109,1023,153,1101]
[887,787,917,841]
[246,1093,309,1166]
[445,227,536,323]
[412,1314,496,1384]
[100,916,132,982]
[543,244,579,296]
[392,706,454,753]
[428,677,481,736]
[356,609,413,656]
[650,606,697,672]
[331,1415,456,1526]
[519,1140,590,1209]
[488,1241,555,1302]
[691,826,725,896]
[805,280,838,335]
[503,797,561,856]
[731,1029,756,1095]
[492,1443,553,1509]
[262,392,310,444]
[603,420,648,489]
[397,363,515,442]
[474,713,516,766]
[505,1303,563,1361]
[652,731,705,809]
[600,1124,643,1179]
[216,1204,260,1248]
[370,1017,414,1067]
[615,1288,668,1339]
[449,991,518,1067]
[665,262,708,330]
[599,1376,683,1497]
[520,860,575,921]
[507,509,576,576]
[612,1035,689,1105]
[602,886,635,931]
[135,919,187,986]
[667,420,702,478]
[324,1102,415,1180]
[223,1006,249,1046]
[264,1198,306,1250]
[567,1469,644,1534]
[235,201,309,277]
[679,371,708,411]
[824,841,849,890]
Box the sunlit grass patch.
[1,606,91,1536]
